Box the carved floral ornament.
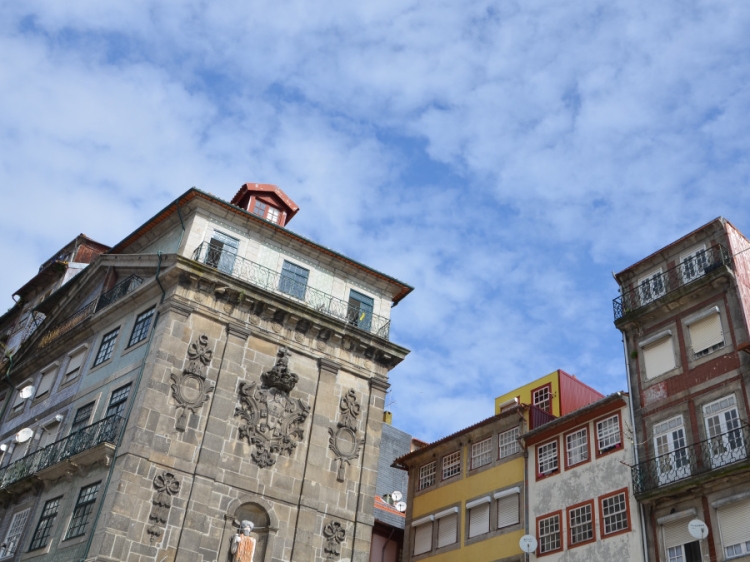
[147,471,180,544]
[171,335,215,431]
[328,389,364,482]
[323,520,346,561]
[235,347,310,468]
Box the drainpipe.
[78,310,161,562]
[155,252,167,304]
[381,526,395,562]
[622,337,649,562]
[174,202,186,254]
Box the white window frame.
[442,451,461,480]
[566,427,588,466]
[601,492,629,535]
[538,513,561,554]
[471,438,493,469]
[418,461,436,491]
[639,268,666,304]
[538,440,558,476]
[569,503,593,545]
[532,385,551,413]
[499,427,520,458]
[680,244,709,284]
[0,508,30,559]
[596,414,622,454]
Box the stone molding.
[170,334,215,431]
[147,471,180,544]
[323,520,346,561]
[328,389,364,482]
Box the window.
[688,309,724,358]
[278,261,309,300]
[436,509,458,548]
[568,501,594,546]
[471,438,492,469]
[642,333,676,379]
[467,498,490,538]
[532,385,551,413]
[11,381,32,413]
[128,307,155,347]
[70,403,94,434]
[495,489,520,529]
[596,415,622,455]
[703,395,745,468]
[348,290,374,332]
[600,490,630,536]
[653,417,691,485]
[717,498,750,559]
[418,462,436,490]
[93,328,119,366]
[538,512,562,555]
[442,451,461,480]
[205,231,239,275]
[0,508,30,558]
[639,268,666,304]
[29,497,61,551]
[64,349,86,382]
[663,521,702,562]
[499,427,520,458]
[537,440,559,477]
[680,245,709,284]
[412,518,433,555]
[253,200,267,217]
[106,384,132,418]
[65,482,100,539]
[35,367,57,401]
[267,207,280,223]
[565,427,589,467]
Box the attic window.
[253,200,267,217]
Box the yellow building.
[393,406,527,562]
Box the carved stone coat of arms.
[235,347,310,468]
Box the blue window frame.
[279,261,309,300]
[348,290,374,331]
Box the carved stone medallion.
[147,471,180,544]
[323,521,346,561]
[235,347,310,468]
[328,389,364,482]
[170,335,215,431]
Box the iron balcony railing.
[0,416,124,490]
[529,405,557,430]
[613,244,732,321]
[192,242,392,339]
[631,424,750,495]
[39,275,143,348]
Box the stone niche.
[220,502,272,562]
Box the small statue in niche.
[231,520,256,562]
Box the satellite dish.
[395,501,407,513]
[392,491,403,502]
[519,535,538,553]
[19,385,35,400]
[688,519,709,540]
[15,428,34,443]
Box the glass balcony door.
[654,417,691,485]
[704,396,746,469]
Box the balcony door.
[654,417,691,485]
[206,231,239,275]
[703,395,746,469]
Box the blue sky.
[2,1,750,443]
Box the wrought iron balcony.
[191,242,392,340]
[631,424,750,496]
[39,275,143,348]
[613,244,732,321]
[0,416,124,491]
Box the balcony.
[631,424,750,497]
[191,242,392,340]
[613,244,732,322]
[0,416,124,492]
[39,275,143,348]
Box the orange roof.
[374,495,405,518]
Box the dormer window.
[252,199,281,224]
[267,207,280,223]
[253,200,267,217]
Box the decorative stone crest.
[323,520,346,561]
[235,347,310,468]
[147,472,180,544]
[328,389,364,482]
[170,335,215,431]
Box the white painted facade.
[525,395,645,562]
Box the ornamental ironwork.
[235,347,310,468]
[328,389,364,482]
[171,335,215,431]
[147,472,180,544]
[323,520,346,561]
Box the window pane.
[106,384,131,418]
[128,307,155,347]
[442,451,461,480]
[71,403,95,434]
[569,504,593,544]
[29,497,61,551]
[279,261,309,300]
[538,441,558,475]
[566,428,588,466]
[94,328,119,366]
[348,290,374,332]
[499,427,520,458]
[539,514,560,553]
[471,438,493,469]
[597,415,621,453]
[65,482,101,539]
[419,462,436,490]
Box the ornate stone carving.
[235,347,310,468]
[328,389,364,482]
[323,521,346,561]
[147,472,180,544]
[170,335,215,431]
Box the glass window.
[566,428,588,466]
[106,384,131,418]
[569,504,593,545]
[29,497,61,551]
[538,513,561,554]
[471,438,493,469]
[533,386,551,413]
[597,415,621,454]
[348,290,374,332]
[0,508,30,558]
[442,451,461,480]
[639,269,666,304]
[499,427,520,458]
[128,307,155,347]
[93,328,119,366]
[36,368,57,400]
[267,207,280,223]
[253,200,267,217]
[64,350,86,381]
[65,482,101,539]
[71,403,95,434]
[419,462,436,490]
[601,492,629,535]
[205,231,239,274]
[278,261,309,300]
[538,441,558,476]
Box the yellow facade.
[494,369,561,416]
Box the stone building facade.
[0,183,412,562]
